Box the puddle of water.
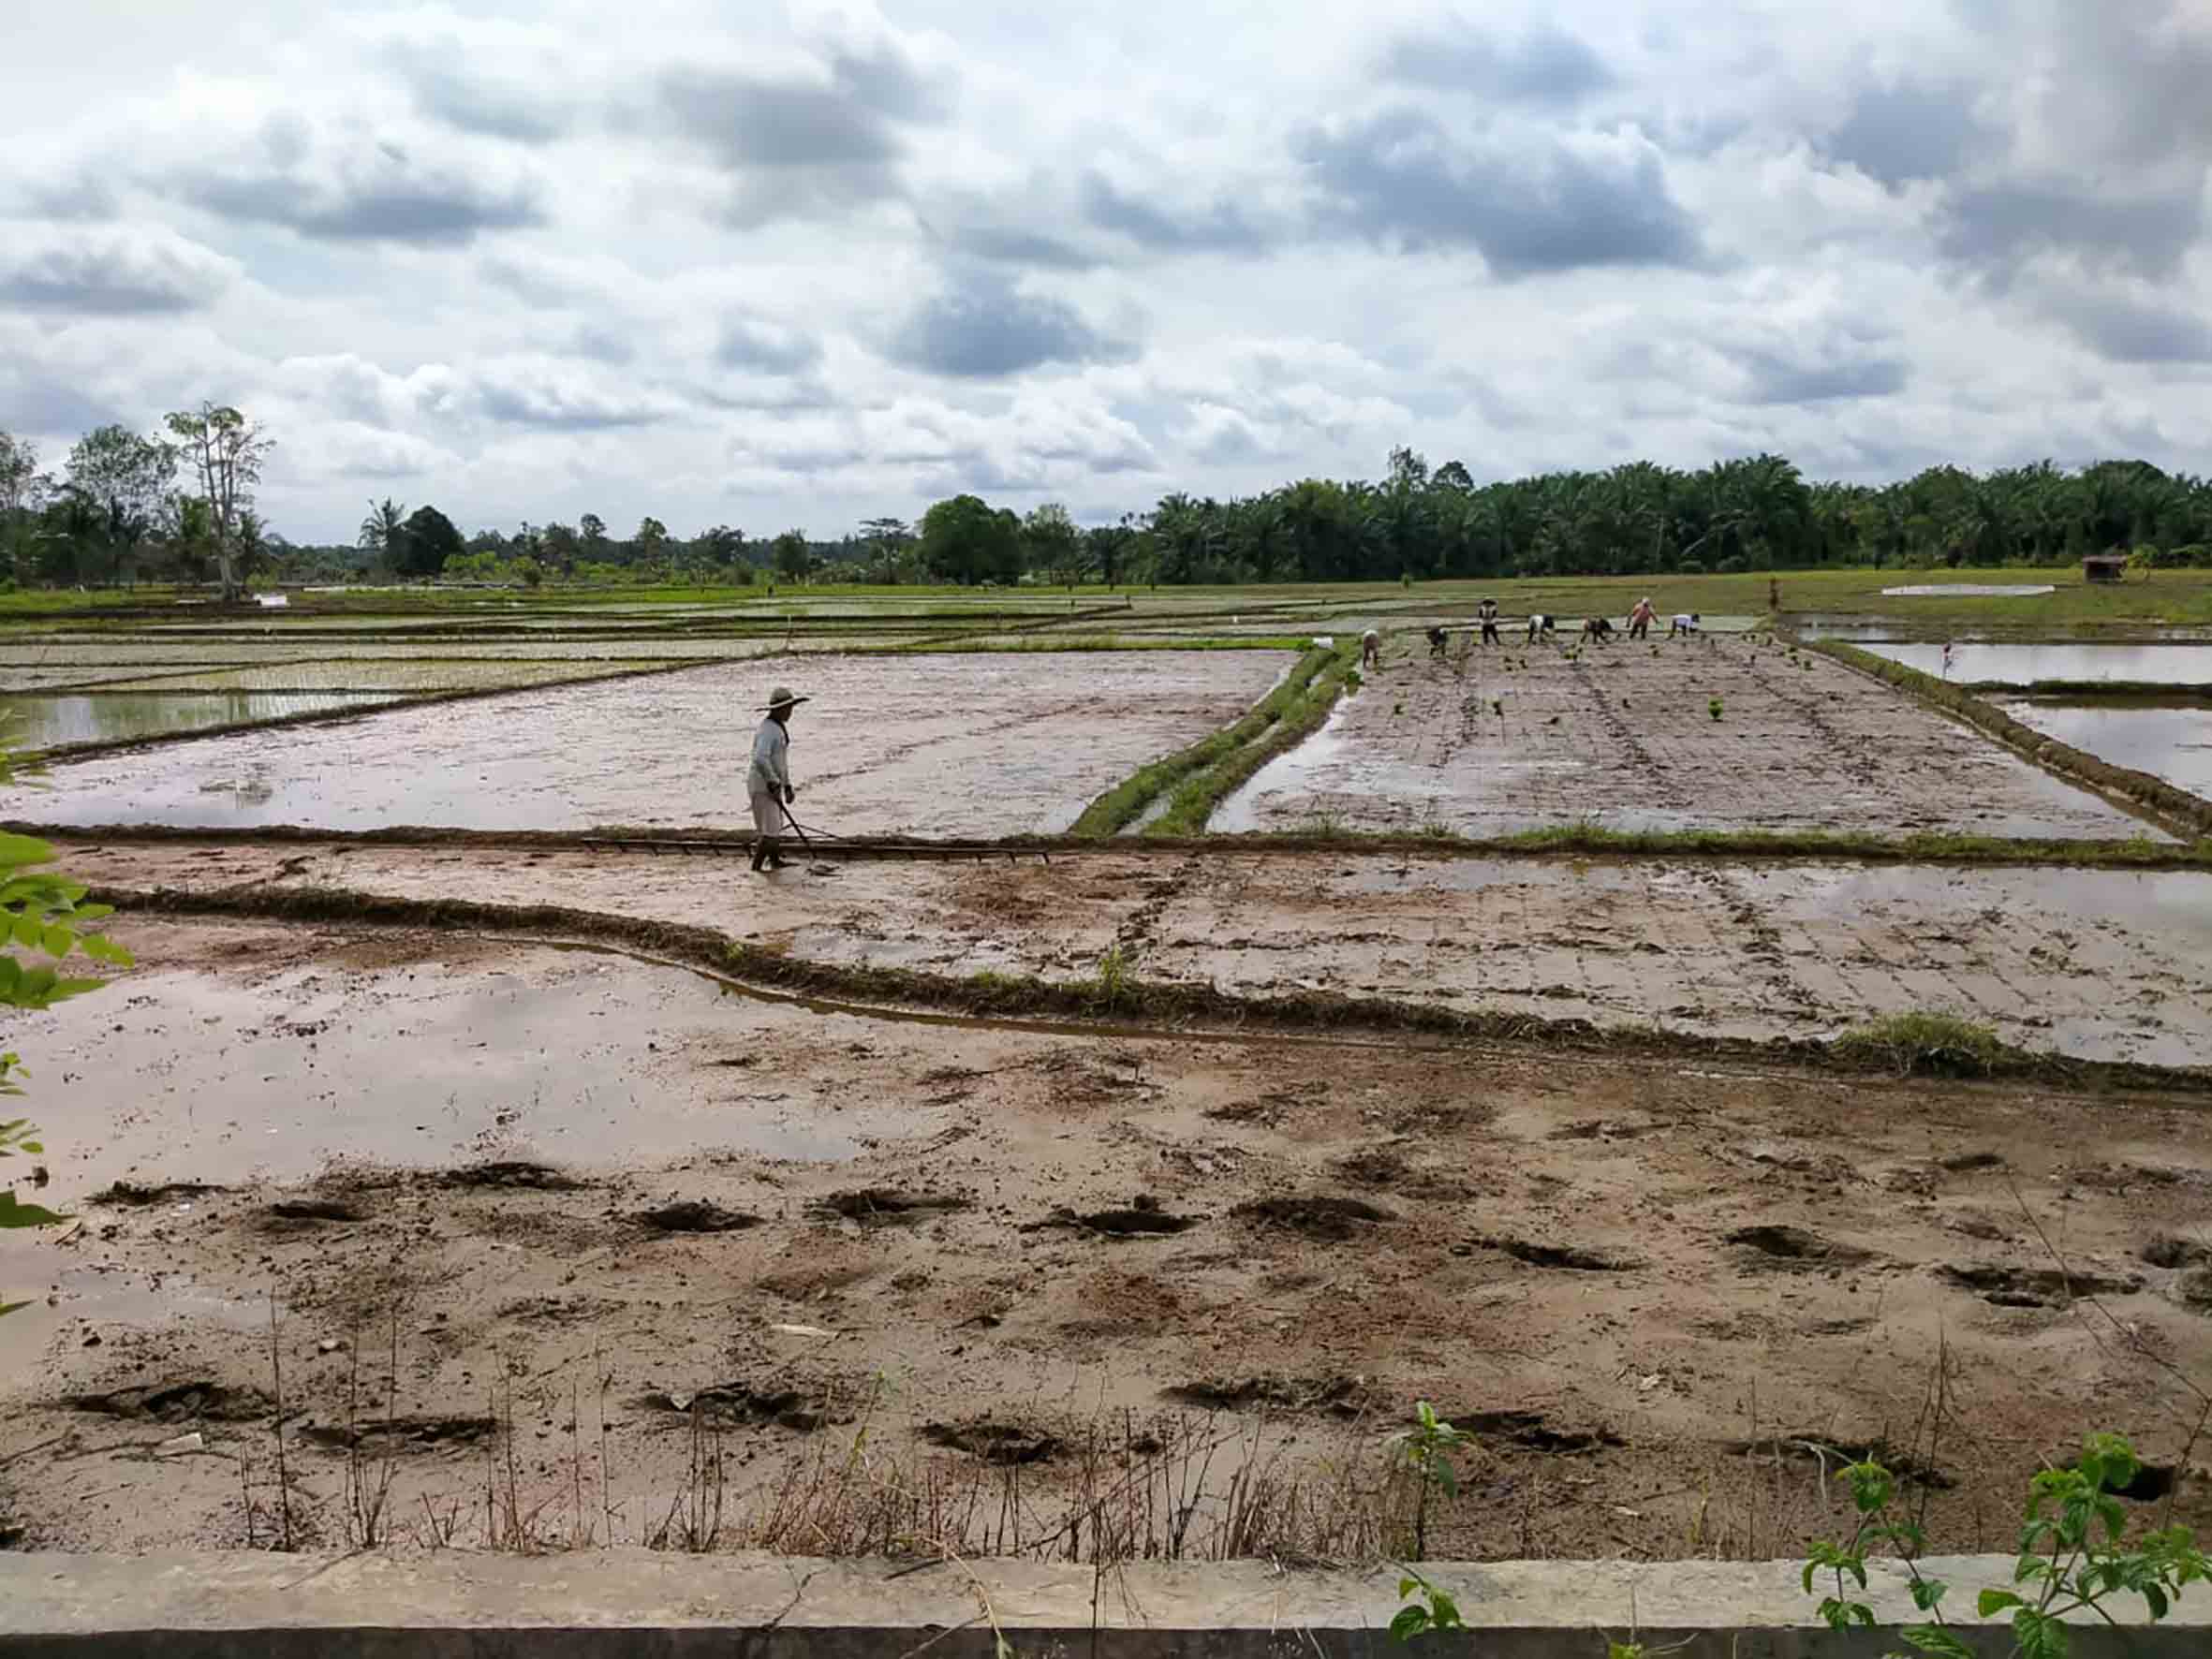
[1865,643,2212,684]
[1,691,400,749]
[6,947,931,1205]
[2000,702,2212,797]
[1880,583,2057,597]
[0,1249,271,1389]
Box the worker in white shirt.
[749,685,808,873]
[1668,612,1702,638]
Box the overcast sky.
[4,1,2210,543]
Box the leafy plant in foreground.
[1391,1400,1473,1562]
[1390,1570,1467,1643]
[1804,1433,2205,1658]
[0,739,132,1310]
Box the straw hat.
[761,685,810,712]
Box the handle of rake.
[779,800,815,852]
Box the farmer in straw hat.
[749,685,809,873]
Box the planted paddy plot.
[59,838,2212,1068]
[1138,856,2212,1068]
[1216,635,2161,840]
[25,649,1291,833]
[7,912,2212,1556]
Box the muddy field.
[4,918,2209,1559]
[54,839,2212,1067]
[24,651,1290,835]
[1217,636,2163,840]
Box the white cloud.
[0,0,2208,540]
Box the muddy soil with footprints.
[6,608,2212,1565]
[5,918,2212,1556]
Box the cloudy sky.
[4,1,2210,544]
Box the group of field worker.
[1364,598,1700,668]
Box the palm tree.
[359,498,406,555]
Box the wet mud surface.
[58,840,2212,1066]
[4,921,2211,1557]
[1216,637,2160,840]
[25,651,1289,835]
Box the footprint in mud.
[299,1416,497,1454]
[1232,1196,1394,1241]
[639,1384,824,1431]
[922,1418,1059,1463]
[812,1189,970,1226]
[634,1199,762,1234]
[1726,1432,1953,1488]
[90,1181,228,1208]
[1479,1237,1644,1272]
[1935,1262,2144,1307]
[66,1381,268,1424]
[1160,1373,1371,1415]
[1333,1147,1477,1200]
[437,1161,585,1192]
[1426,1408,1623,1454]
[260,1196,370,1231]
[1034,1202,1197,1238]
[1727,1225,1878,1270]
[2144,1236,2212,1270]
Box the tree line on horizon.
[7,415,2212,595]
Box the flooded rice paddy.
[24,650,1290,833]
[1,691,402,749]
[2002,701,2212,798]
[1865,642,2212,684]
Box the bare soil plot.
[25,651,1290,834]
[58,841,2212,1067]
[1217,636,2161,840]
[3,918,2209,1558]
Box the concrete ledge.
[1,1552,2205,1657]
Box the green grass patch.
[1070,644,1335,836]
[1143,643,1359,836]
[1831,1012,2012,1078]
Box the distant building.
[2083,554,2128,583]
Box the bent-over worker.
[1361,628,1381,669]
[1668,611,1702,638]
[749,685,809,873]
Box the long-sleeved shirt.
[748,716,790,795]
